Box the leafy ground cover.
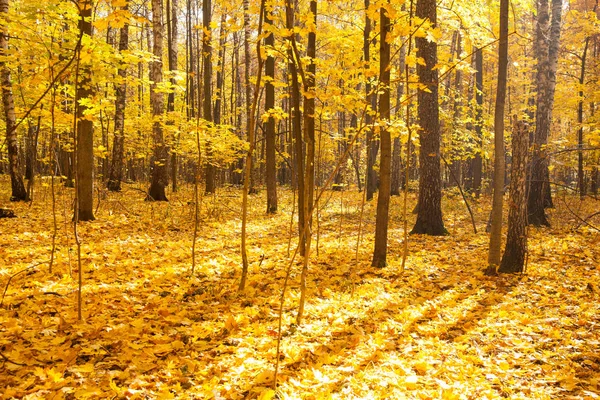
[0,179,599,399]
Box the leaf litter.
[0,182,599,399]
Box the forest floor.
[0,178,599,399]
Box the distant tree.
[107,3,129,192]
[204,0,215,195]
[147,0,169,201]
[264,4,277,213]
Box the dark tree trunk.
[499,119,529,273]
[75,0,95,220]
[1,0,27,201]
[264,6,277,213]
[107,4,129,192]
[204,0,215,194]
[147,0,169,201]
[372,3,391,268]
[411,0,446,236]
[487,0,509,270]
[167,0,179,192]
[471,46,483,197]
[364,0,378,201]
[391,41,406,196]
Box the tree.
[499,118,529,273]
[264,4,277,213]
[75,0,95,221]
[372,1,392,268]
[486,0,508,272]
[528,0,563,226]
[0,0,28,202]
[147,0,169,201]
[364,0,378,202]
[167,0,179,192]
[470,46,483,197]
[411,0,446,236]
[204,0,215,195]
[107,3,129,192]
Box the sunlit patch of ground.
[0,178,599,399]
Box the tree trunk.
[265,6,277,213]
[411,0,446,236]
[147,0,169,201]
[0,0,28,201]
[499,118,529,273]
[364,0,378,201]
[75,0,95,220]
[167,0,179,192]
[528,0,562,226]
[203,0,215,194]
[486,0,509,272]
[286,0,306,255]
[471,46,483,197]
[391,41,406,196]
[107,4,129,192]
[372,3,392,268]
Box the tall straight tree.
[167,0,178,192]
[147,0,168,201]
[203,0,215,194]
[364,0,378,202]
[264,4,277,213]
[411,0,446,235]
[486,0,508,271]
[528,0,563,226]
[107,3,129,192]
[0,0,27,201]
[471,46,483,197]
[372,2,392,268]
[75,0,95,220]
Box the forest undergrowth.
[0,179,599,399]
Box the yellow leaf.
[258,389,276,400]
[498,360,510,371]
[405,375,418,390]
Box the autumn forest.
[0,0,599,398]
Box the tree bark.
[364,0,378,201]
[107,4,129,192]
[265,6,277,213]
[411,0,446,236]
[203,0,215,194]
[528,0,563,226]
[147,0,169,201]
[372,3,392,268]
[499,119,529,273]
[75,0,95,220]
[471,46,483,197]
[167,0,179,192]
[0,0,28,201]
[486,0,509,271]
[391,41,406,196]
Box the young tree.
[499,118,529,273]
[528,0,563,226]
[107,3,129,192]
[75,0,95,221]
[487,0,509,272]
[411,0,446,235]
[372,2,392,267]
[147,0,169,201]
[0,0,28,201]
